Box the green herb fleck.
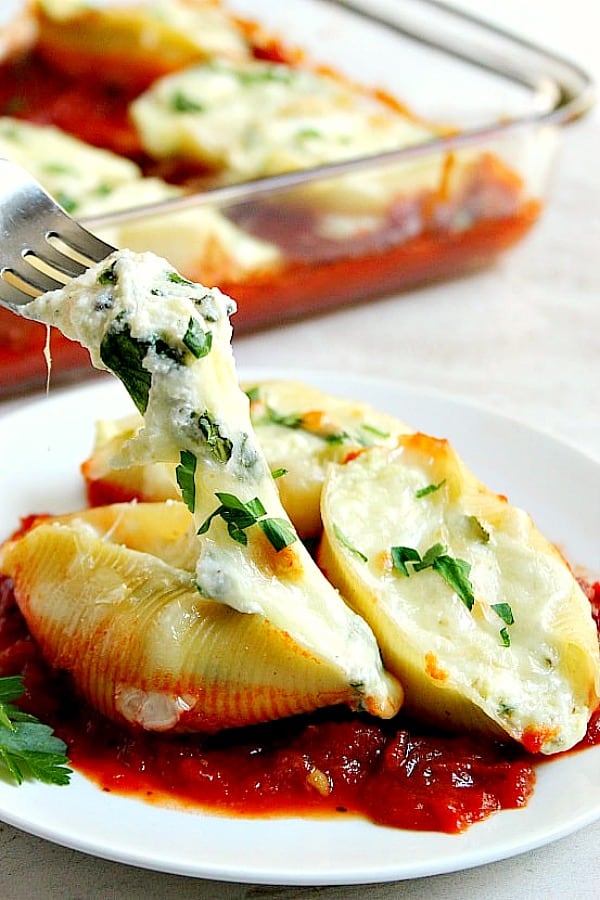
[491,603,514,626]
[167,270,194,286]
[245,385,261,403]
[98,261,118,285]
[467,515,490,543]
[43,162,75,175]
[391,542,475,611]
[175,449,197,513]
[265,406,304,429]
[333,524,368,562]
[390,545,422,577]
[198,492,297,552]
[0,676,72,786]
[55,191,77,214]
[197,412,233,462]
[271,467,287,479]
[499,627,511,648]
[183,318,212,359]
[259,517,298,552]
[171,92,205,113]
[100,323,151,414]
[415,479,446,499]
[360,423,391,439]
[296,128,322,141]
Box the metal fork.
[0,159,115,312]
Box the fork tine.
[53,218,115,263]
[0,159,115,310]
[0,278,38,310]
[25,241,88,278]
[7,262,66,295]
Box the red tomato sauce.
[1,572,598,834]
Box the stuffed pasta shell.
[82,379,412,537]
[319,433,600,754]
[1,502,402,732]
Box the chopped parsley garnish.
[415,480,446,498]
[167,270,194,286]
[245,385,261,402]
[391,542,475,611]
[467,515,491,543]
[491,603,514,626]
[499,627,511,647]
[0,676,72,786]
[183,318,212,359]
[492,602,514,646]
[171,92,205,113]
[360,423,391,440]
[265,407,304,429]
[98,261,118,285]
[176,449,197,513]
[197,412,233,462]
[271,467,288,479]
[100,323,152,414]
[333,524,368,562]
[55,191,77,214]
[296,128,322,141]
[198,492,297,552]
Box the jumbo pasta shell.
[82,380,412,537]
[319,434,600,754]
[1,509,397,733]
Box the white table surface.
[1,1,599,898]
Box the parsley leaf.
[333,524,368,562]
[499,627,511,648]
[259,518,298,552]
[175,449,197,513]
[198,492,297,552]
[415,480,446,498]
[390,546,421,577]
[391,542,475,611]
[197,412,233,462]
[171,92,205,113]
[167,271,194,286]
[183,318,212,359]
[100,323,152,414]
[491,603,514,626]
[97,261,118,285]
[0,676,71,786]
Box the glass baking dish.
[0,0,594,395]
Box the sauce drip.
[1,573,598,834]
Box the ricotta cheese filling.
[21,249,401,718]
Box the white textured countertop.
[1,1,599,898]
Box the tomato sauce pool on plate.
[1,574,598,834]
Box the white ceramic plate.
[0,370,598,886]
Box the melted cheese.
[36,0,251,63]
[319,435,600,753]
[21,249,401,719]
[131,58,436,179]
